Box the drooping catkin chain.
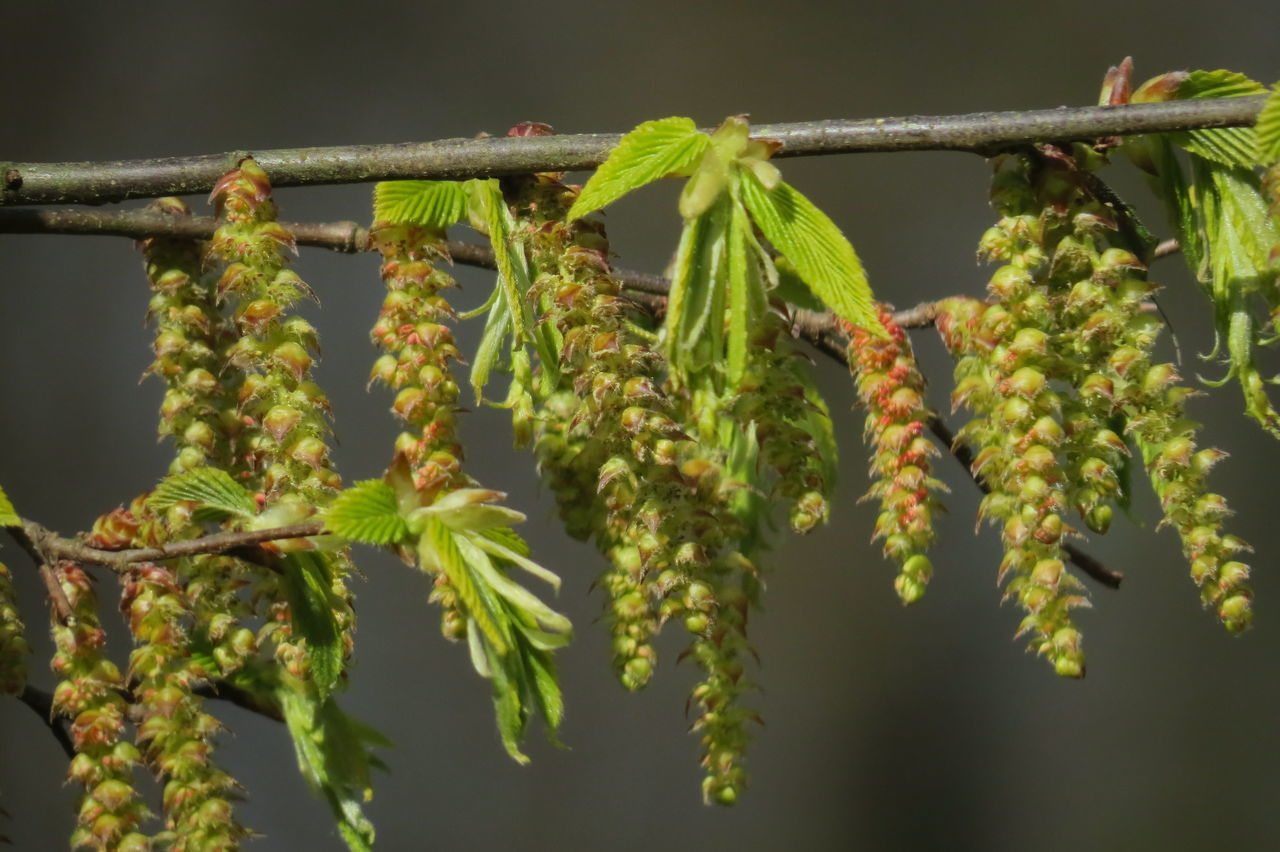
[941,153,1094,677]
[846,307,947,604]
[508,163,756,805]
[366,221,473,639]
[729,309,835,536]
[48,561,150,851]
[206,158,355,676]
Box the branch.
[15,686,74,759]
[16,518,326,572]
[789,304,1124,590]
[1,97,1264,206]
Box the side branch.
[0,97,1264,205]
[16,519,327,572]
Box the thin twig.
[192,681,284,723]
[0,97,1264,206]
[924,414,1123,589]
[791,304,1123,589]
[16,685,74,758]
[37,564,75,625]
[17,518,325,572]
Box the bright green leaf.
[281,552,344,698]
[1170,70,1266,168]
[413,488,527,533]
[568,117,710,220]
[418,517,507,654]
[0,484,17,527]
[278,680,385,852]
[455,534,571,635]
[470,532,562,591]
[373,180,469,228]
[479,526,531,558]
[1257,84,1280,164]
[324,480,410,546]
[726,196,751,383]
[148,467,256,519]
[739,170,884,335]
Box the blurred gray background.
[2,2,1278,850]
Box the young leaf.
[568,117,710,220]
[523,641,565,735]
[739,170,885,335]
[0,484,17,527]
[1257,83,1280,164]
[147,467,256,519]
[726,196,752,383]
[411,488,527,532]
[277,682,385,852]
[455,534,572,635]
[470,530,562,591]
[472,179,531,341]
[1170,70,1266,168]
[418,516,507,654]
[373,180,469,228]
[325,480,410,546]
[471,283,512,402]
[281,552,344,698]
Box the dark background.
[2,2,1279,850]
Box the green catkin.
[49,562,150,851]
[366,221,474,640]
[730,310,835,535]
[87,498,249,850]
[135,198,252,847]
[121,561,246,852]
[207,159,355,676]
[943,153,1092,677]
[0,561,29,695]
[506,153,756,803]
[141,198,258,679]
[847,306,946,604]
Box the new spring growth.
[208,157,355,679]
[367,221,470,642]
[141,199,260,683]
[847,307,946,605]
[49,562,151,851]
[508,147,757,804]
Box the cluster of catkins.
[937,149,1252,676]
[49,561,151,851]
[726,309,835,538]
[366,221,473,638]
[507,162,756,804]
[207,159,354,675]
[847,308,946,605]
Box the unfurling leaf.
[277,678,388,852]
[1257,83,1280,164]
[1169,70,1266,168]
[281,552,345,698]
[325,479,410,546]
[569,117,711,220]
[410,488,528,532]
[147,466,256,519]
[373,180,469,228]
[739,170,884,335]
[0,483,17,527]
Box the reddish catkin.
[846,308,945,604]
